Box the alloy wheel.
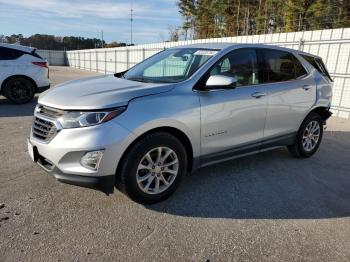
[136,146,179,195]
[302,120,320,152]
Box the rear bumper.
[36,85,50,93]
[323,109,333,121]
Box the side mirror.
[205,75,237,89]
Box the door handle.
[302,85,312,91]
[251,92,266,98]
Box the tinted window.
[301,54,332,81]
[0,47,24,60]
[260,49,306,83]
[31,50,43,59]
[294,56,307,78]
[210,49,259,86]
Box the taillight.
[32,61,48,68]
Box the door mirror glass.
[206,75,237,89]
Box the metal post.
[105,50,107,74]
[334,43,342,74]
[115,49,117,73]
[48,51,52,65]
[126,48,129,69]
[298,38,305,51]
[96,51,98,73]
[142,48,145,60]
[338,77,346,118]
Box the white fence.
[37,50,66,66]
[67,28,350,119]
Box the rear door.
[258,49,316,141]
[0,47,23,85]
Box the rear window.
[31,50,43,59]
[301,54,332,81]
[0,47,24,60]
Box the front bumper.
[33,147,115,193]
[28,119,136,193]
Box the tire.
[287,112,323,158]
[3,77,35,104]
[117,132,188,204]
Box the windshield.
[124,48,218,83]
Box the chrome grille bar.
[32,104,62,142]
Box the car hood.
[39,75,175,110]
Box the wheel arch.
[309,106,332,122]
[116,126,195,177]
[1,75,38,95]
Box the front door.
[199,48,268,164]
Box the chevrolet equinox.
[28,43,333,204]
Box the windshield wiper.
[126,77,150,83]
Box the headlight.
[57,107,126,129]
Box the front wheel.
[117,132,187,204]
[288,112,323,158]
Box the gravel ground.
[0,66,350,262]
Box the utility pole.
[101,30,104,48]
[130,0,134,45]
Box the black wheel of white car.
[287,112,323,158]
[118,132,187,204]
[3,77,35,104]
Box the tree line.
[176,0,350,40]
[0,34,131,50]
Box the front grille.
[36,104,64,118]
[32,117,58,142]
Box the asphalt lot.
[1,66,350,261]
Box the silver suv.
[28,44,333,204]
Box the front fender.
[115,90,201,160]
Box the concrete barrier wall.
[66,28,350,119]
[37,50,66,66]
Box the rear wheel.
[288,112,323,158]
[118,132,187,204]
[3,77,35,104]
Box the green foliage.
[177,0,350,39]
[0,34,128,50]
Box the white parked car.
[0,43,50,104]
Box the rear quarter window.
[0,47,24,60]
[301,54,332,81]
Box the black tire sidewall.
[120,133,187,204]
[4,77,35,104]
[296,113,323,157]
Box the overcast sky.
[0,0,181,44]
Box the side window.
[301,54,332,81]
[293,56,307,78]
[260,49,297,83]
[0,47,24,60]
[210,49,259,87]
[0,47,6,60]
[315,58,332,81]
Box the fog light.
[80,150,104,171]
